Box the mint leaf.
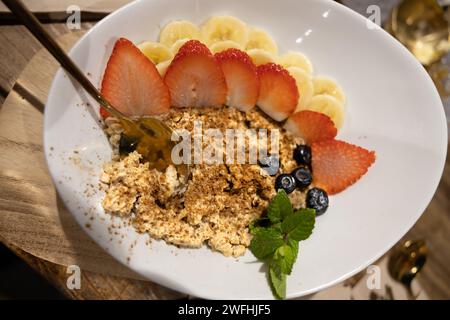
[278,191,294,219]
[286,238,299,262]
[249,228,284,260]
[249,218,271,235]
[273,245,295,275]
[271,222,282,233]
[281,208,315,241]
[267,190,293,223]
[269,260,286,300]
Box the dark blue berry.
[258,154,280,176]
[275,174,296,194]
[306,188,329,216]
[291,167,312,189]
[119,134,139,155]
[293,145,311,166]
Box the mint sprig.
[249,190,316,299]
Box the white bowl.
[44,0,448,299]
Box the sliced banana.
[287,67,314,111]
[247,48,276,66]
[159,20,200,47]
[305,95,345,129]
[200,16,249,47]
[170,38,191,55]
[277,51,313,74]
[209,40,243,53]
[156,59,172,77]
[313,76,346,104]
[137,41,172,64]
[246,27,278,55]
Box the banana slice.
[209,40,243,53]
[159,20,200,47]
[247,48,276,66]
[200,16,248,47]
[137,41,172,64]
[170,38,191,55]
[287,67,314,111]
[246,27,278,55]
[156,60,172,77]
[313,76,346,104]
[305,95,345,129]
[277,51,313,74]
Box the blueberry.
[306,188,329,216]
[293,145,312,166]
[119,134,139,155]
[258,154,280,176]
[275,174,296,194]
[291,167,312,189]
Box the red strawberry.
[164,40,227,108]
[100,38,170,117]
[99,106,110,119]
[284,110,337,144]
[215,48,259,112]
[256,63,299,121]
[311,140,376,194]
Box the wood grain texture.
[0,0,130,13]
[0,23,94,96]
[3,238,183,300]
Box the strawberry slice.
[164,40,227,108]
[215,48,259,112]
[100,38,170,117]
[284,110,337,144]
[312,140,376,195]
[256,63,299,121]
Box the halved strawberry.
[100,38,170,117]
[311,140,376,195]
[256,63,299,121]
[215,48,259,112]
[164,40,227,108]
[284,110,337,144]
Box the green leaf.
[267,190,293,223]
[249,218,271,235]
[281,208,316,241]
[286,238,299,263]
[278,190,294,220]
[271,222,282,233]
[249,228,284,260]
[273,245,295,275]
[269,260,286,300]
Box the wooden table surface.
[0,7,449,300]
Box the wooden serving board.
[0,31,185,299]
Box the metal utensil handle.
[2,0,121,118]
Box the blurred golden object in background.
[427,58,450,97]
[387,0,450,66]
